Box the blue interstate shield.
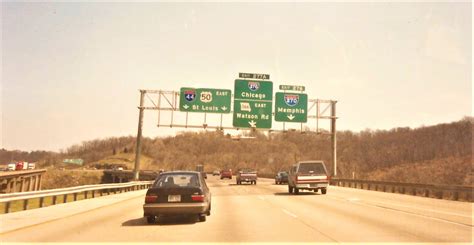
[284,95,299,107]
[248,82,260,91]
[184,90,196,102]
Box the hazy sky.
[1,1,472,152]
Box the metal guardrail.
[0,181,153,213]
[330,178,473,202]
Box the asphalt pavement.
[0,176,472,242]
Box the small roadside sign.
[274,92,308,122]
[179,88,231,113]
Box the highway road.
[0,176,472,243]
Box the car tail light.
[145,195,158,203]
[191,195,205,202]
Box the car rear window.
[280,172,288,176]
[153,174,200,188]
[297,163,327,174]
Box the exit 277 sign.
[179,88,231,113]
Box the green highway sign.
[275,92,308,122]
[233,79,273,128]
[179,87,231,113]
[279,85,305,92]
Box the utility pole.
[331,101,337,177]
[134,90,146,181]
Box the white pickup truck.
[288,161,329,194]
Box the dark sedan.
[275,171,289,184]
[143,171,211,223]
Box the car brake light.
[145,195,158,203]
[191,195,205,202]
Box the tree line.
[1,117,471,185]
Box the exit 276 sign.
[179,88,231,113]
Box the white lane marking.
[282,209,298,218]
[330,193,471,219]
[355,201,473,228]
[369,201,472,218]
[347,197,360,202]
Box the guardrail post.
[424,189,429,197]
[436,190,443,199]
[53,195,57,205]
[23,199,29,210]
[85,191,88,199]
[453,191,459,201]
[92,190,95,198]
[5,202,11,213]
[39,197,45,208]
[63,194,68,203]
[74,193,78,201]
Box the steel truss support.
[134,89,338,180]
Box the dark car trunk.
[146,187,203,203]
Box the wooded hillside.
[2,117,472,186]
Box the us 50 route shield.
[179,88,231,113]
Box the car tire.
[275,180,277,184]
[289,185,293,194]
[198,214,206,222]
[206,206,211,216]
[294,188,299,195]
[146,216,156,224]
[321,188,327,194]
[254,181,257,185]
[314,189,318,193]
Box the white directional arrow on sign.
[287,114,295,120]
[221,106,227,111]
[248,120,257,127]
[183,105,190,109]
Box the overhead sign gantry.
[133,72,338,180]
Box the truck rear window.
[298,163,326,174]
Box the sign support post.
[331,101,337,177]
[134,90,145,181]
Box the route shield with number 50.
[179,87,231,113]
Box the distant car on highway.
[275,171,288,184]
[143,171,211,223]
[288,161,329,195]
[7,163,16,171]
[236,168,257,185]
[212,170,220,176]
[220,169,232,179]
